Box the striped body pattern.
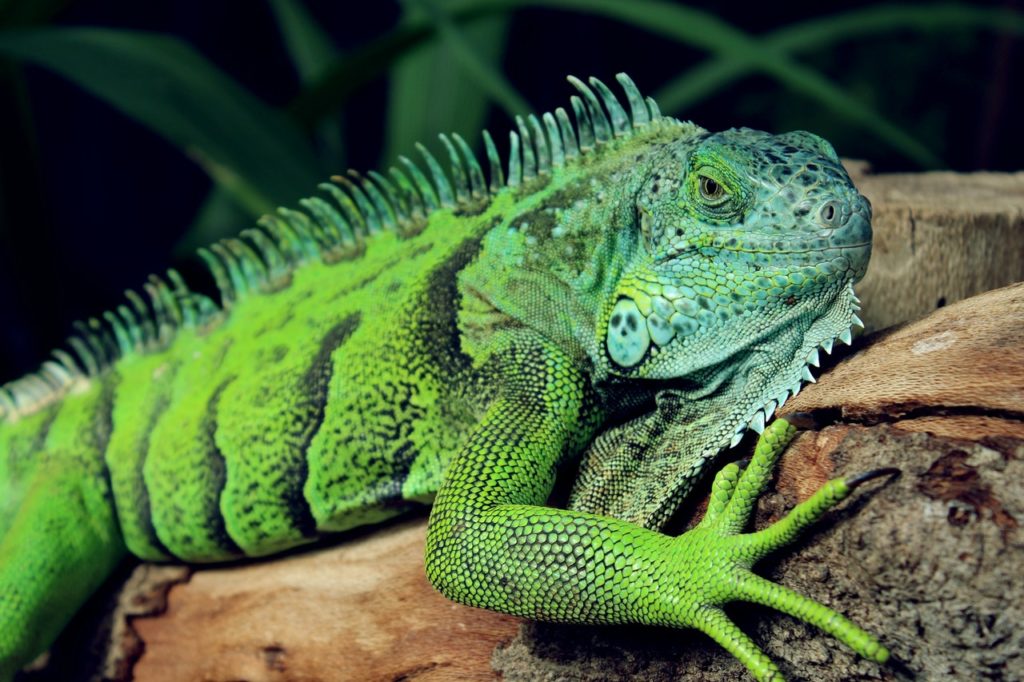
[1,74,886,681]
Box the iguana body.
[0,74,884,681]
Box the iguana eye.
[698,175,727,204]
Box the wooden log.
[128,522,519,682]
[851,167,1024,331]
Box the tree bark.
[847,166,1024,332]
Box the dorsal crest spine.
[1,73,665,422]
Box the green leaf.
[653,4,1024,141]
[265,0,345,171]
[174,187,251,257]
[495,0,942,167]
[287,24,432,128]
[384,1,512,166]
[266,0,338,83]
[768,3,1024,53]
[289,0,941,165]
[409,0,528,117]
[0,27,321,215]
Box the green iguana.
[0,73,890,681]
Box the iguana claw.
[845,467,901,489]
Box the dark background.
[0,0,1020,382]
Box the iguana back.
[1,75,674,558]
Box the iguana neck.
[456,132,675,365]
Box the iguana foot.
[665,418,894,681]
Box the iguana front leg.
[425,340,889,681]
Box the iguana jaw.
[711,239,871,257]
[605,243,868,383]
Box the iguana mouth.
[716,241,870,255]
[657,240,870,265]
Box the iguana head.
[602,126,870,393]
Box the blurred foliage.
[0,0,1021,379]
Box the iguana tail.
[0,382,126,680]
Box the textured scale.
[0,73,886,682]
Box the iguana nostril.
[819,200,841,226]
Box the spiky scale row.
[515,117,537,179]
[556,107,579,159]
[507,131,523,188]
[482,130,504,193]
[726,307,861,450]
[0,73,661,423]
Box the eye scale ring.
[699,175,726,203]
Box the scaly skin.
[0,74,884,680]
